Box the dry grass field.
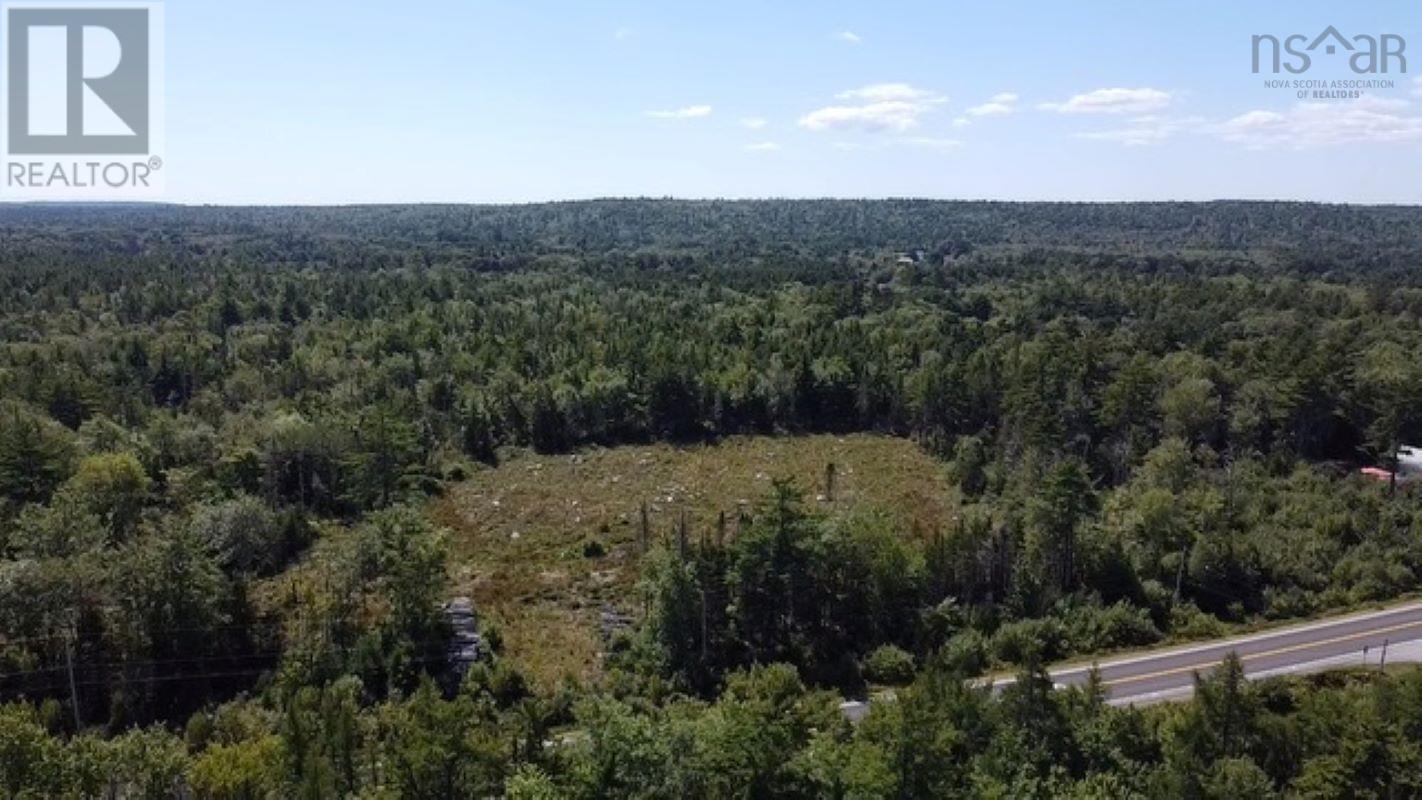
[429,433,956,688]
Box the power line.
[0,651,295,681]
[0,664,66,680]
[6,653,448,696]
[0,620,288,648]
[0,646,446,688]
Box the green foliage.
[952,434,990,497]
[862,645,916,686]
[990,617,1070,665]
[9,495,105,558]
[0,704,66,796]
[188,495,286,576]
[58,452,150,543]
[373,680,508,799]
[1355,341,1422,478]
[273,505,449,696]
[1066,602,1161,654]
[5,200,1422,794]
[505,764,563,799]
[1202,757,1276,800]
[640,482,927,692]
[0,621,1419,797]
[367,506,448,649]
[343,404,430,510]
[186,734,288,799]
[0,402,75,507]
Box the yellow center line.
[1101,619,1422,689]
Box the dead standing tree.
[639,501,650,554]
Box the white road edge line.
[988,600,1422,688]
[1109,647,1405,705]
[1047,601,1422,679]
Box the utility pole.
[65,628,81,730]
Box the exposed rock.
[440,596,483,695]
[599,603,635,641]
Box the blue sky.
[161,1,1422,204]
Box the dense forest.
[3,199,1422,797]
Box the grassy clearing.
[430,433,954,688]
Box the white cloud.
[1039,87,1171,114]
[834,31,862,45]
[800,84,947,132]
[966,92,1018,118]
[1211,110,1285,144]
[836,83,944,104]
[800,101,925,132]
[951,117,970,128]
[1414,77,1422,97]
[646,105,713,120]
[740,117,768,130]
[1075,97,1422,149]
[745,141,782,152]
[613,27,634,41]
[1077,115,1204,146]
[1211,97,1422,149]
[829,137,961,153]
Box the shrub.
[186,735,288,799]
[1069,602,1161,653]
[506,765,562,800]
[464,660,529,709]
[189,495,284,576]
[1202,757,1274,800]
[1262,586,1319,620]
[918,597,966,651]
[1168,602,1227,640]
[990,618,1068,665]
[935,630,989,677]
[862,645,916,686]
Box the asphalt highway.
[995,601,1422,705]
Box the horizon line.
[2,196,1421,210]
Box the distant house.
[1360,445,1422,484]
[1400,446,1422,480]
[893,250,925,266]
